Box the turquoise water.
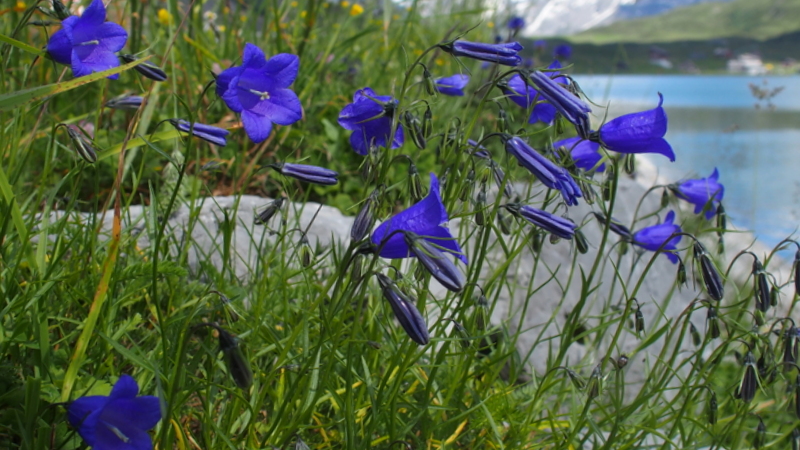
[574,75,800,248]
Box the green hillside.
[572,0,800,44]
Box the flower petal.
[79,0,107,26]
[349,129,369,156]
[46,24,75,65]
[73,46,121,79]
[250,88,303,126]
[94,419,153,450]
[68,395,109,430]
[215,65,244,98]
[101,396,162,432]
[241,110,274,143]
[110,374,139,399]
[263,53,300,88]
[529,102,556,125]
[221,74,245,112]
[241,43,267,70]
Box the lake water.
[573,74,800,249]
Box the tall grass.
[0,1,798,449]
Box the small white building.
[727,53,767,75]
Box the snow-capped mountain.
[510,0,734,36]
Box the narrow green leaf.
[0,33,45,57]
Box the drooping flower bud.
[445,319,471,349]
[771,285,780,307]
[403,231,466,293]
[591,212,632,242]
[168,119,229,146]
[120,54,168,82]
[491,162,515,199]
[105,95,144,110]
[795,374,800,420]
[753,416,766,450]
[63,124,97,163]
[505,203,576,240]
[784,327,797,369]
[693,241,724,301]
[738,351,758,403]
[602,165,615,201]
[255,197,285,225]
[475,186,487,227]
[634,305,645,334]
[753,259,770,313]
[793,428,800,450]
[794,248,800,298]
[530,229,544,253]
[351,189,379,242]
[217,326,253,390]
[661,188,670,208]
[298,234,313,268]
[272,163,339,186]
[474,294,489,331]
[616,354,629,369]
[52,0,70,20]
[376,273,430,345]
[498,107,509,133]
[716,203,727,235]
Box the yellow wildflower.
[350,4,363,16]
[487,21,494,28]
[14,1,26,12]
[290,1,298,6]
[300,10,307,18]
[157,8,173,26]
[341,0,350,7]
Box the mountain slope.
[571,0,800,43]
[517,0,732,37]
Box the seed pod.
[634,307,645,334]
[566,368,585,390]
[575,229,589,254]
[771,285,780,307]
[716,203,727,235]
[422,104,433,139]
[676,261,687,286]
[63,125,98,163]
[693,242,724,301]
[530,230,544,254]
[661,189,670,208]
[753,417,765,450]
[706,307,720,339]
[475,185,487,227]
[602,166,614,201]
[707,391,717,425]
[689,322,701,346]
[753,260,770,313]
[497,209,513,235]
[215,326,254,390]
[739,351,758,403]
[299,235,312,268]
[422,65,436,96]
[403,112,426,150]
[616,354,629,369]
[580,179,595,205]
[623,154,635,175]
[474,295,489,331]
[586,365,602,401]
[255,197,285,225]
[408,163,425,201]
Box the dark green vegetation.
[573,0,800,44]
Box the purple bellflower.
[632,210,682,264]
[527,70,591,138]
[168,119,229,147]
[435,74,470,96]
[442,40,523,66]
[105,95,144,110]
[216,43,303,143]
[508,16,525,31]
[68,374,162,450]
[501,61,565,125]
[553,136,605,172]
[670,168,724,219]
[504,136,582,206]
[403,231,466,293]
[595,93,675,161]
[371,173,467,264]
[505,204,576,240]
[271,162,339,185]
[338,87,404,155]
[46,0,128,79]
[554,44,572,60]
